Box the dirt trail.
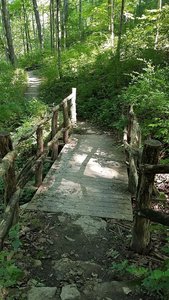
[24,71,42,100]
[15,208,137,300]
[13,126,139,300]
[9,74,144,300]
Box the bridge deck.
[26,130,133,221]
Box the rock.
[34,259,42,267]
[21,226,31,234]
[60,284,80,300]
[58,215,66,223]
[38,237,46,243]
[36,282,46,287]
[28,287,57,300]
[83,281,134,299]
[53,258,104,281]
[28,279,38,286]
[122,286,132,295]
[73,216,106,235]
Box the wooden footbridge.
[0,87,132,249]
[27,129,132,220]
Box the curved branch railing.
[124,105,169,254]
[0,88,77,249]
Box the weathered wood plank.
[26,133,133,221]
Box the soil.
[3,206,169,300]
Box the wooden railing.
[0,88,77,249]
[124,105,169,254]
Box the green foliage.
[0,62,27,131]
[0,251,22,288]
[0,225,23,288]
[162,238,169,255]
[120,63,169,142]
[13,98,48,142]
[111,260,129,275]
[111,257,169,299]
[18,51,44,69]
[8,224,22,252]
[142,266,169,299]
[123,5,169,61]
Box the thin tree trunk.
[50,0,55,50]
[62,0,68,48]
[116,0,125,61]
[56,0,62,78]
[21,23,26,54]
[109,0,115,49]
[154,0,162,49]
[79,0,82,40]
[1,0,15,66]
[32,0,43,49]
[22,0,32,53]
[32,12,36,41]
[42,5,45,39]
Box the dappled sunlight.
[78,145,93,153]
[69,153,88,171]
[36,174,57,194]
[27,134,132,220]
[84,157,119,179]
[72,153,88,165]
[57,179,82,197]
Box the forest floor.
[4,206,168,300]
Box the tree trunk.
[109,0,115,49]
[32,0,43,49]
[1,0,15,66]
[32,12,36,41]
[21,23,26,54]
[56,0,62,78]
[116,0,125,61]
[22,0,32,53]
[154,0,162,49]
[62,0,68,48]
[0,133,16,207]
[50,0,55,50]
[0,132,13,160]
[79,0,82,40]
[131,140,162,254]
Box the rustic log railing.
[124,105,169,254]
[0,88,77,249]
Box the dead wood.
[0,189,21,249]
[137,208,169,226]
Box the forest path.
[26,124,132,221]
[24,70,42,100]
[19,74,135,299]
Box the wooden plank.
[26,134,133,221]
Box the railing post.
[0,132,13,161]
[130,139,162,253]
[70,88,77,126]
[0,133,18,225]
[35,126,44,187]
[0,133,16,207]
[63,100,69,143]
[51,109,58,138]
[51,109,59,161]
